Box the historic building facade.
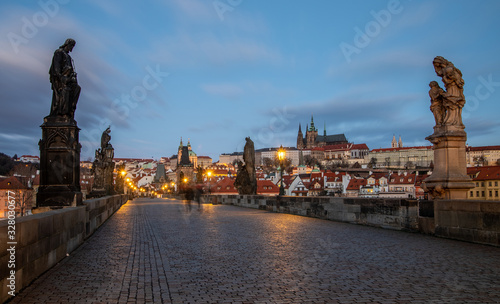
[296,115,348,149]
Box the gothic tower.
[391,135,397,148]
[297,123,304,149]
[306,115,318,148]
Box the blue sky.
[1,0,499,161]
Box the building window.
[495,181,498,187]
[476,191,480,197]
[489,181,492,187]
[470,191,473,197]
[496,191,498,197]
[482,191,485,197]
[489,191,492,197]
[476,182,479,186]
[481,182,485,187]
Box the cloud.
[201,83,244,100]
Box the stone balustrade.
[205,195,500,247]
[0,194,128,303]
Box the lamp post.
[207,171,212,194]
[278,145,285,196]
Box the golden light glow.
[207,171,212,177]
[120,170,126,176]
[278,145,285,161]
[183,178,187,183]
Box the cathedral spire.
[324,122,327,137]
[309,115,317,131]
[298,123,302,133]
[391,134,397,148]
[398,135,403,148]
[179,137,183,149]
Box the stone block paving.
[10,198,500,303]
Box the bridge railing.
[0,194,128,303]
[205,195,500,247]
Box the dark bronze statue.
[234,137,257,195]
[49,38,81,119]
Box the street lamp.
[278,145,285,196]
[207,171,212,194]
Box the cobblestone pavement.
[11,198,500,304]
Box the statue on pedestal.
[423,56,474,200]
[90,127,115,197]
[234,137,257,195]
[37,39,83,207]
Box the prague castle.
[297,115,348,149]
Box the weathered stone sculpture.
[89,127,115,197]
[234,137,257,195]
[37,39,82,207]
[423,56,474,199]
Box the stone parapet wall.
[207,195,500,247]
[435,200,500,246]
[0,194,128,303]
[205,195,420,231]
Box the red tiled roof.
[257,180,279,195]
[467,166,500,181]
[211,177,237,194]
[351,144,369,150]
[323,143,351,151]
[388,173,416,184]
[0,176,27,190]
[466,145,500,152]
[346,179,367,190]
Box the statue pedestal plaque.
[37,117,82,207]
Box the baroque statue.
[429,56,465,128]
[49,38,81,119]
[423,56,474,200]
[234,137,257,195]
[90,127,115,197]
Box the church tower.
[297,123,304,149]
[391,135,397,148]
[306,115,318,148]
[398,135,403,148]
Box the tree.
[0,153,16,175]
[304,155,319,167]
[368,157,377,169]
[196,166,205,183]
[473,155,487,167]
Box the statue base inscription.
[37,116,82,207]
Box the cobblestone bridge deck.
[11,198,500,303]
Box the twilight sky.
[1,0,499,161]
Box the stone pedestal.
[37,116,82,207]
[423,126,474,200]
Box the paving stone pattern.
[11,198,500,303]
